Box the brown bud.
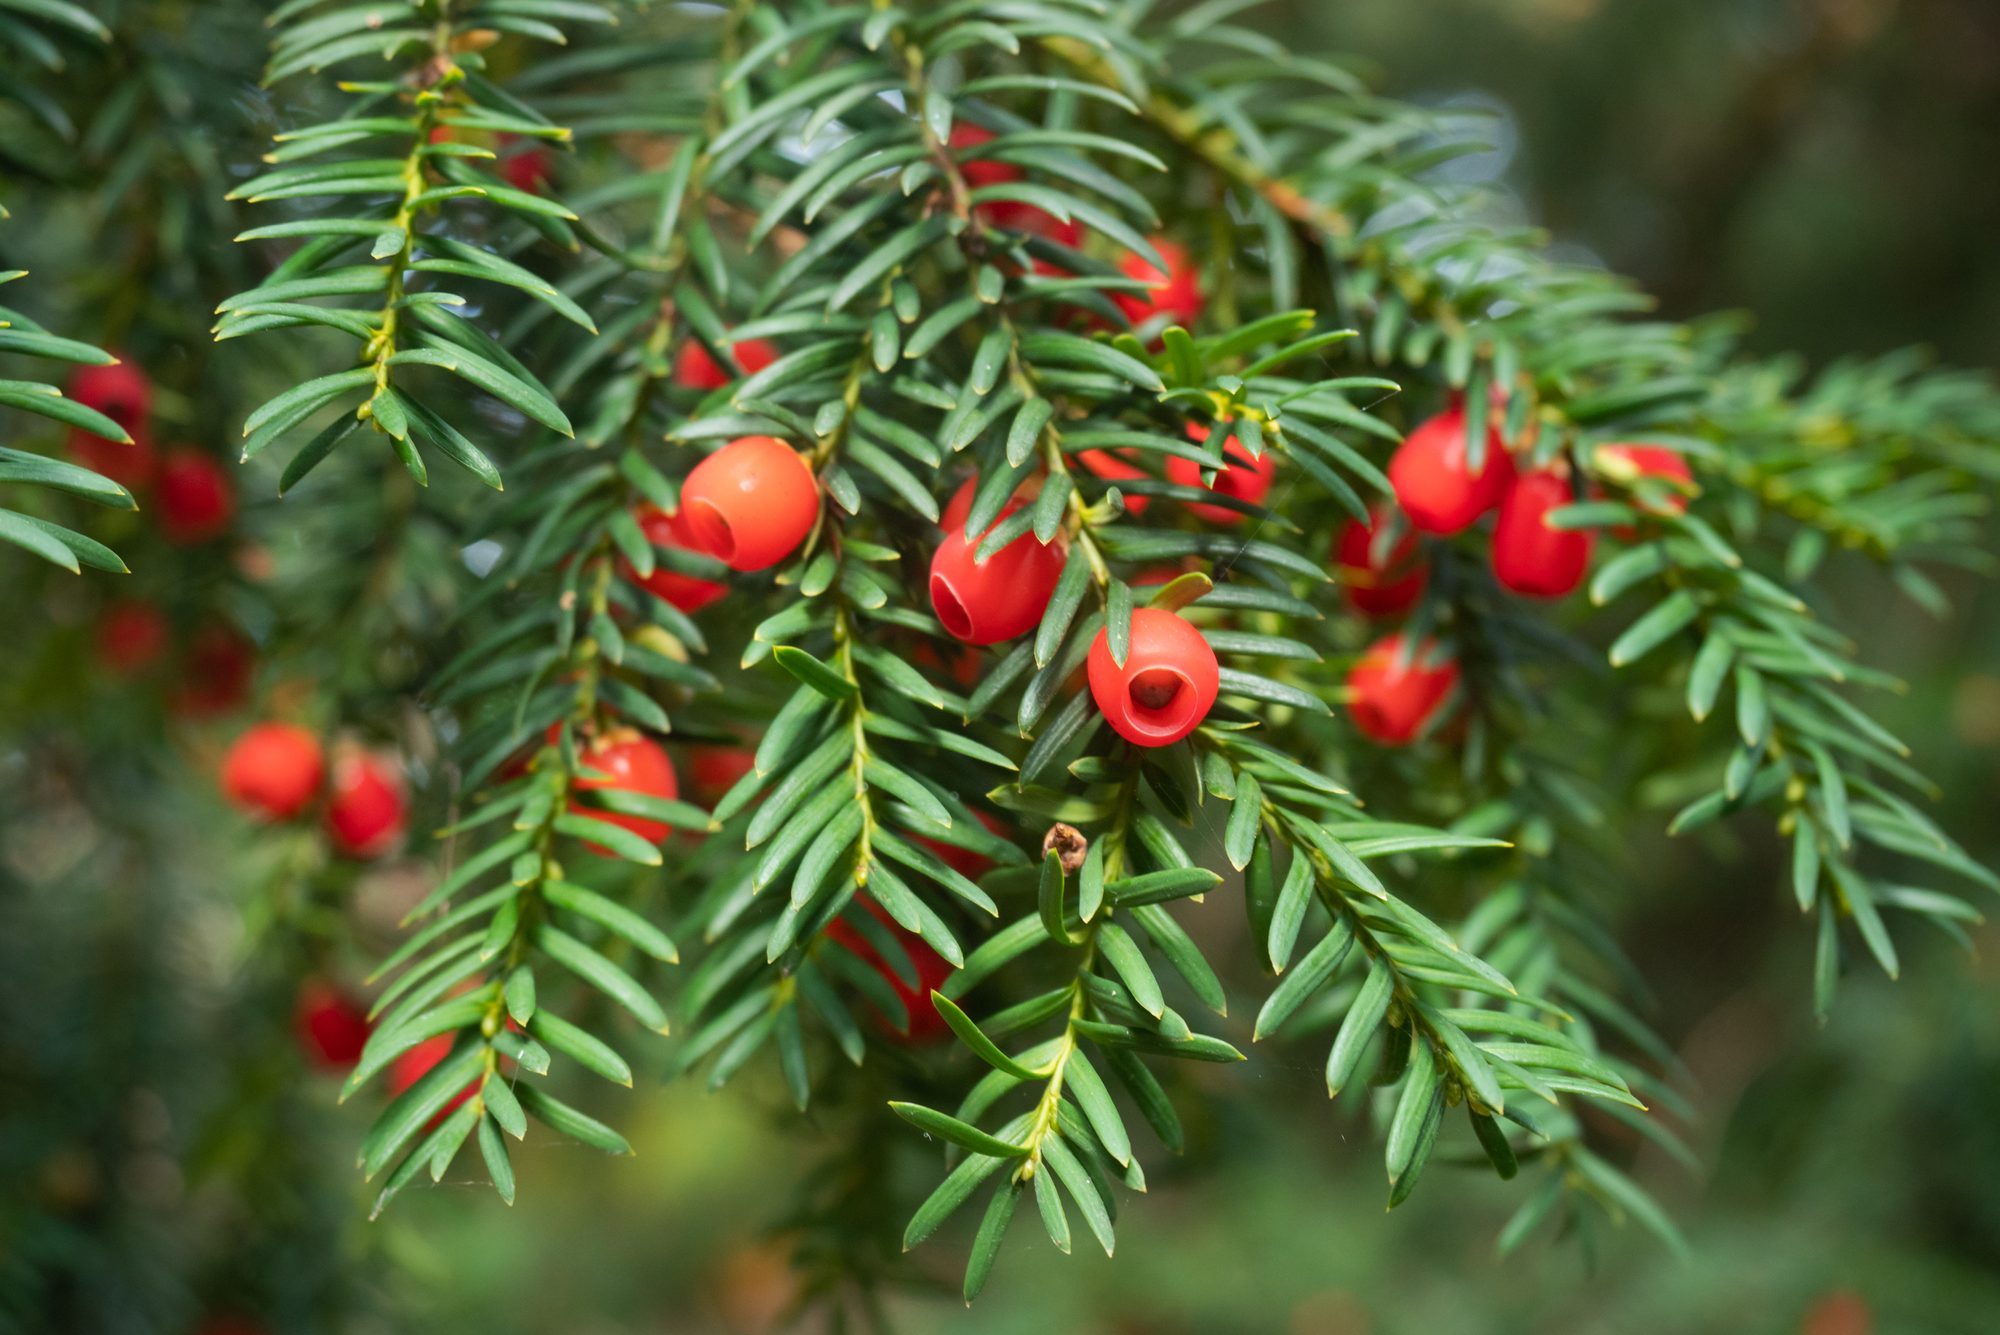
[1042,822,1088,873]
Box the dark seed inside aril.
[1130,669,1183,711]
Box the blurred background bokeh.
[5,1,1999,1332]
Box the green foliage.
[0,15,132,571]
[6,0,2000,1322]
[0,314,133,571]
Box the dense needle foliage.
[4,0,1998,1323]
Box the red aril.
[94,600,170,677]
[171,622,256,719]
[928,477,1067,645]
[621,505,727,613]
[1087,609,1220,747]
[825,898,956,1043]
[679,436,819,572]
[1346,635,1460,746]
[1491,469,1594,599]
[295,979,371,1068]
[1168,424,1277,525]
[155,450,235,545]
[220,723,325,821]
[1333,506,1427,617]
[674,335,779,391]
[570,728,679,851]
[324,749,408,859]
[1388,408,1514,536]
[1112,238,1202,330]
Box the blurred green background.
[7,2,2000,1332]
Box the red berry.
[1112,238,1202,330]
[67,359,155,489]
[826,897,956,1043]
[220,723,325,821]
[928,478,1067,645]
[1168,424,1277,525]
[388,1033,452,1096]
[1075,448,1151,515]
[1595,442,1696,522]
[949,123,1020,191]
[385,1032,481,1125]
[94,599,170,677]
[155,449,235,545]
[295,979,371,1068]
[1334,506,1427,617]
[324,749,408,859]
[674,335,779,391]
[983,198,1085,281]
[1087,608,1219,748]
[68,358,151,435]
[622,505,727,612]
[498,134,552,194]
[937,475,983,534]
[171,622,256,719]
[1388,408,1515,536]
[1346,635,1459,746]
[571,728,679,850]
[1492,469,1594,599]
[688,744,757,806]
[679,435,819,572]
[948,124,1087,271]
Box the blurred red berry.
[985,199,1083,247]
[689,744,757,806]
[294,979,371,1068]
[949,123,1020,190]
[498,134,552,194]
[1169,423,1277,525]
[70,425,158,493]
[1388,408,1515,536]
[324,749,408,859]
[621,505,727,613]
[220,723,325,821]
[570,728,679,851]
[1596,442,1697,533]
[1801,1289,1873,1335]
[1346,635,1460,746]
[674,335,779,391]
[911,637,984,689]
[1075,448,1151,515]
[385,1033,481,1126]
[1112,238,1202,330]
[155,449,235,545]
[66,359,155,489]
[1334,506,1428,617]
[1492,469,1594,599]
[94,600,170,677]
[825,898,956,1043]
[171,622,256,719]
[68,358,150,435]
